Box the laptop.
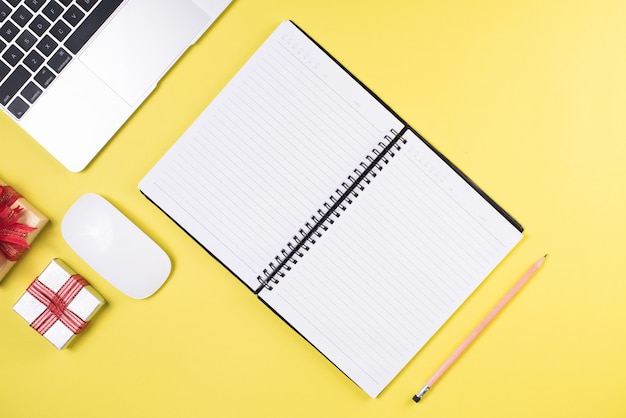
[0,0,232,172]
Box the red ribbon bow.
[27,275,90,336]
[0,185,37,262]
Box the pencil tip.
[534,254,548,267]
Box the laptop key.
[0,60,8,81]
[0,2,11,23]
[2,44,23,66]
[59,0,73,5]
[36,34,58,57]
[0,65,30,106]
[48,47,71,73]
[63,5,85,27]
[29,15,50,36]
[43,1,64,22]
[0,20,18,42]
[24,0,46,13]
[76,0,98,12]
[24,49,44,71]
[16,29,37,52]
[34,66,55,88]
[21,80,42,103]
[50,19,70,42]
[65,0,123,55]
[7,96,28,119]
[11,6,33,27]
[5,0,19,7]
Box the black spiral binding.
[256,128,408,291]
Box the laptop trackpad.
[80,0,208,105]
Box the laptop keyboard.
[0,0,123,120]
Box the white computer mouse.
[61,193,171,299]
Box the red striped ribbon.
[27,275,90,336]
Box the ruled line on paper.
[260,129,522,397]
[139,21,404,289]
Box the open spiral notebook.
[139,21,524,398]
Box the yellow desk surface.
[1,1,625,417]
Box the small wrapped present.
[13,259,106,349]
[0,180,48,281]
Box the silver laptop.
[0,0,232,171]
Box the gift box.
[13,259,106,349]
[0,180,48,282]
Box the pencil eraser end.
[412,395,421,403]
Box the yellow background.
[1,0,625,416]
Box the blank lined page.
[140,21,403,290]
[260,130,523,397]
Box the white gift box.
[13,259,105,349]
